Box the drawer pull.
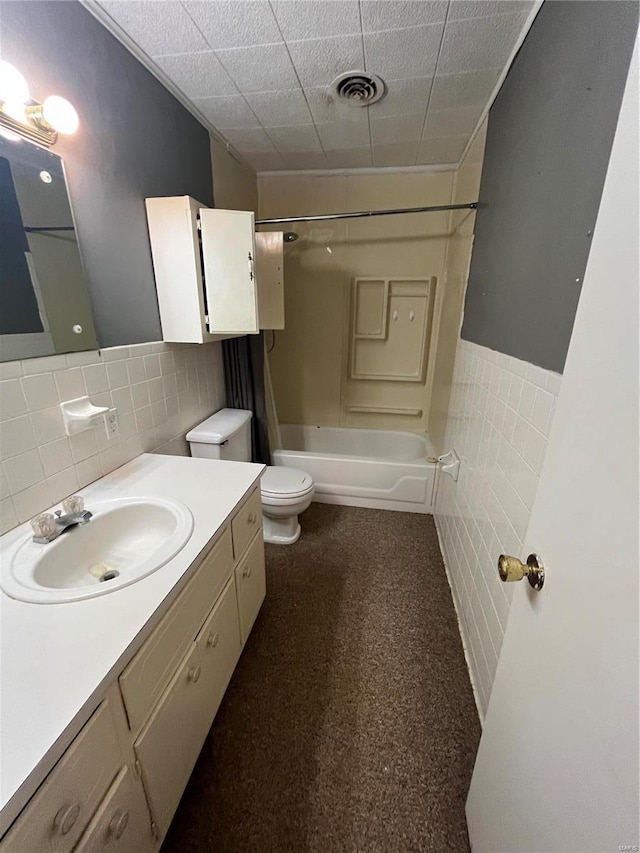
[242,564,252,578]
[54,804,81,835]
[206,632,219,648]
[248,512,258,524]
[187,665,201,683]
[108,809,130,840]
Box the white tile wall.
[0,341,225,535]
[434,339,561,720]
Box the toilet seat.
[261,466,314,501]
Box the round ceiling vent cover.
[331,71,386,107]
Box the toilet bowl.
[186,408,315,545]
[260,467,315,545]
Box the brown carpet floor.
[162,504,481,853]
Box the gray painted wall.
[1,1,214,348]
[461,0,638,373]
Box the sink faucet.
[31,495,92,544]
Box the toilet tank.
[186,408,252,462]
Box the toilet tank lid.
[186,408,252,445]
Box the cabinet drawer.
[134,644,211,839]
[0,700,121,853]
[73,765,156,853]
[235,533,266,644]
[196,576,242,720]
[119,527,233,733]
[231,487,262,561]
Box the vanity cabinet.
[0,483,266,851]
[145,196,284,342]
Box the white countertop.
[0,453,264,834]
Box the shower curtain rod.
[255,201,477,226]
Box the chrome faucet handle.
[62,495,84,515]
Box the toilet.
[186,409,315,545]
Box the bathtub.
[273,425,437,514]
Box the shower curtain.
[222,333,271,465]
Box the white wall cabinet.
[146,196,284,341]
[0,486,266,851]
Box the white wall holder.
[438,449,460,482]
[60,396,109,436]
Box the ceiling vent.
[331,71,386,107]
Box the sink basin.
[1,497,194,604]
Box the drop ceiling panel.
[216,42,299,92]
[269,124,323,152]
[429,68,501,110]
[423,105,484,138]
[183,0,282,48]
[193,94,260,129]
[360,0,449,32]
[438,12,531,75]
[98,1,209,55]
[370,113,426,146]
[363,25,443,80]
[245,89,314,126]
[154,52,238,97]
[272,0,361,40]
[92,0,537,171]
[373,141,420,167]
[223,126,275,151]
[316,114,370,150]
[286,34,365,89]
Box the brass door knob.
[498,554,545,591]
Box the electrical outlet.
[105,408,119,438]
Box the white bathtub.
[273,425,437,514]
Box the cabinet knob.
[247,512,257,524]
[187,665,201,683]
[243,564,252,578]
[207,632,219,648]
[108,809,129,840]
[54,804,81,835]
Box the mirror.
[0,137,97,362]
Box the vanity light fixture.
[0,61,79,146]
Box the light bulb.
[42,95,79,134]
[2,101,27,123]
[0,61,29,104]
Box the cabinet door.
[234,533,266,644]
[200,209,258,334]
[73,765,156,853]
[0,701,121,853]
[196,577,242,720]
[134,644,210,840]
[255,231,284,329]
[145,196,213,344]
